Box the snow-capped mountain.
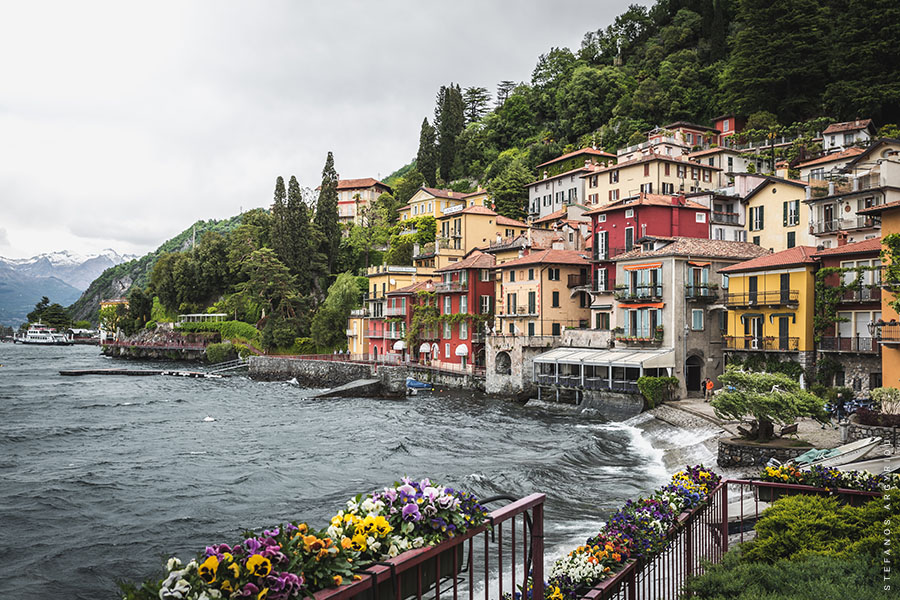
[0,249,138,291]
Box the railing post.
[720,484,729,556]
[532,503,544,600]
[685,513,693,578]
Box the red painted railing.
[582,479,881,600]
[102,340,208,351]
[312,494,545,600]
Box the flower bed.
[120,477,488,600]
[759,463,899,494]
[543,465,720,600]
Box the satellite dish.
[390,278,396,285]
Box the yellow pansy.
[198,555,219,583]
[258,588,269,600]
[246,554,272,577]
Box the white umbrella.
[419,342,431,353]
[393,340,407,351]
[455,344,469,357]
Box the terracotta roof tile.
[459,205,496,216]
[687,147,739,159]
[615,238,769,263]
[584,153,722,176]
[812,237,882,257]
[337,178,390,191]
[535,147,616,169]
[527,165,595,187]
[796,147,865,169]
[858,199,900,216]
[420,187,468,200]
[822,119,873,135]
[495,249,590,268]
[584,193,708,215]
[434,250,496,273]
[386,280,434,295]
[718,246,818,273]
[496,215,529,228]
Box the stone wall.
[101,345,206,361]
[579,391,645,421]
[407,366,480,391]
[832,354,882,399]
[717,438,811,468]
[848,419,900,445]
[250,357,373,386]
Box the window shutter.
[783,201,788,226]
[759,206,764,229]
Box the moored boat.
[789,436,882,469]
[13,323,74,346]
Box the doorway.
[685,355,704,394]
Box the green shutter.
[783,201,788,226]
[759,205,764,229]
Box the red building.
[431,250,496,371]
[711,114,746,145]
[585,193,711,292]
[812,239,883,395]
[367,280,434,362]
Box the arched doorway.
[495,351,511,375]
[685,355,703,394]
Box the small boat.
[789,436,882,469]
[13,323,74,346]
[835,454,900,475]
[406,376,432,390]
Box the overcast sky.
[0,0,641,259]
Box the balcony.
[810,216,877,234]
[615,284,663,302]
[881,324,900,345]
[685,284,719,302]
[350,308,369,318]
[384,330,404,340]
[384,306,407,316]
[346,329,356,337]
[724,290,799,307]
[615,335,663,347]
[592,246,628,262]
[724,336,799,351]
[435,281,468,293]
[840,286,881,303]
[567,273,588,288]
[711,211,741,225]
[366,330,383,338]
[818,336,879,353]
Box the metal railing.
[881,324,900,344]
[366,330,384,338]
[350,308,369,317]
[818,336,878,353]
[384,330,405,340]
[685,285,718,301]
[810,216,876,234]
[711,211,740,225]
[101,340,208,351]
[568,273,588,288]
[346,329,356,337]
[724,336,799,351]
[841,286,881,302]
[385,306,407,316]
[536,374,639,393]
[615,285,663,301]
[435,281,468,293]
[724,290,799,306]
[593,247,628,262]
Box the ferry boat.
[13,323,74,345]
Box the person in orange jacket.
[704,377,714,401]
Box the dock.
[310,378,383,398]
[59,368,224,378]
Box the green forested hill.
[69,215,246,323]
[408,0,900,192]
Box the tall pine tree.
[315,152,341,274]
[463,86,491,124]
[286,175,312,290]
[435,83,464,183]
[416,118,438,187]
[270,176,289,268]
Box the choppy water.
[0,344,718,599]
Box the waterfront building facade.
[527,165,595,220]
[582,155,719,206]
[742,176,812,251]
[821,119,876,153]
[336,178,392,225]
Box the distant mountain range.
[0,249,136,326]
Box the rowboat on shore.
[788,436,882,469]
[834,454,900,475]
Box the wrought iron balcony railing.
[724,290,799,306]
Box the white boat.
[835,454,900,475]
[13,323,74,346]
[790,436,882,469]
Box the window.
[528,322,535,336]
[749,205,765,230]
[552,323,561,336]
[509,270,516,282]
[609,170,619,183]
[662,182,674,194]
[596,267,608,291]
[664,163,670,176]
[625,208,634,219]
[787,231,796,248]
[596,312,610,330]
[480,269,491,281]
[727,156,733,171]
[480,295,492,314]
[552,291,560,307]
[507,292,517,314]
[460,296,467,314]
[735,229,746,242]
[644,163,650,176]
[752,235,760,245]
[692,309,704,331]
[640,182,653,193]
[508,323,515,334]
[443,322,452,339]
[609,189,619,201]
[721,274,729,289]
[443,296,451,314]
[691,168,698,180]
[677,165,686,178]
[696,212,707,223]
[528,291,536,313]
[625,227,634,251]
[714,227,724,240]
[528,268,534,280]
[844,133,854,145]
[598,214,607,223]
[459,321,468,340]
[445,343,451,357]
[784,200,799,226]
[548,268,560,281]
[703,169,711,182]
[723,119,730,131]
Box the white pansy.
[166,557,182,571]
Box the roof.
[532,206,590,224]
[583,153,721,176]
[842,138,900,171]
[583,193,708,215]
[533,346,675,369]
[711,113,742,122]
[823,119,874,135]
[687,146,739,159]
[386,280,434,295]
[461,189,488,198]
[615,238,770,263]
[812,237,882,258]
[796,147,865,169]
[535,148,616,169]
[337,178,390,191]
[743,175,807,201]
[496,214,529,228]
[663,121,720,133]
[718,246,818,274]
[858,199,900,216]
[459,205,495,216]
[527,165,595,187]
[433,250,496,273]
[420,187,468,201]
[495,249,590,269]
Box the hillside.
[0,264,82,327]
[69,214,246,323]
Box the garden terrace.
[685,284,718,302]
[724,290,799,307]
[615,284,664,302]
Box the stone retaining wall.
[717,438,811,467]
[579,391,645,421]
[848,420,900,445]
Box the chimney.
[837,232,848,247]
[448,191,454,197]
[585,159,591,168]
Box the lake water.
[0,344,718,599]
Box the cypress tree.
[416,118,438,187]
[270,176,289,267]
[315,152,341,274]
[286,175,312,290]
[436,83,464,183]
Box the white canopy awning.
[455,344,469,356]
[533,347,676,369]
[419,342,432,353]
[393,340,407,351]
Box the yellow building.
[346,311,369,355]
[719,246,818,365]
[583,155,719,206]
[859,199,900,387]
[424,206,529,270]
[399,188,490,222]
[493,249,591,337]
[742,176,812,252]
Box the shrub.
[856,407,900,427]
[176,320,260,344]
[637,376,679,408]
[144,320,157,330]
[872,387,900,414]
[205,342,234,364]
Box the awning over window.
[419,342,432,353]
[455,344,469,356]
[623,262,662,271]
[393,340,407,351]
[624,302,664,309]
[688,261,711,267]
[533,347,676,369]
